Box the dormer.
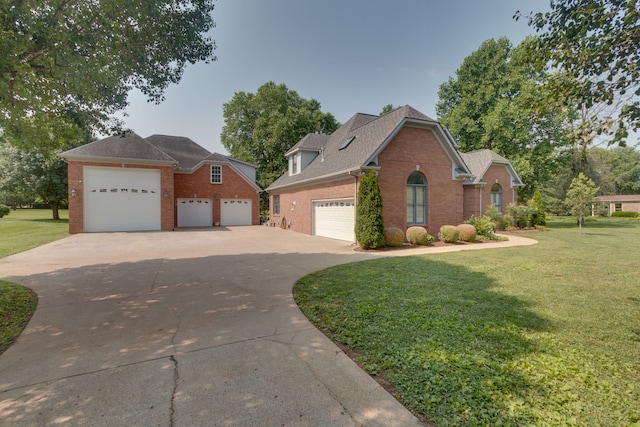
[285,133,329,176]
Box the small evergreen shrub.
[406,226,434,245]
[456,224,477,242]
[611,211,639,218]
[464,215,497,239]
[355,172,385,249]
[384,227,405,247]
[528,190,547,226]
[439,225,459,243]
[0,204,10,218]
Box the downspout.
[479,185,483,216]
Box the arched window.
[407,172,427,225]
[491,183,502,212]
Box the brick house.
[266,105,522,242]
[595,195,640,216]
[60,132,261,233]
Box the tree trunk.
[51,204,60,220]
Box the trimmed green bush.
[464,215,497,239]
[406,226,434,245]
[384,227,405,247]
[355,172,385,249]
[611,211,639,218]
[0,205,10,218]
[439,225,459,243]
[528,190,546,226]
[457,224,477,242]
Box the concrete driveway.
[0,226,427,426]
[0,226,536,426]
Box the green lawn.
[0,281,37,355]
[294,218,640,426]
[0,208,69,257]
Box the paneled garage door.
[313,199,355,242]
[220,199,252,226]
[84,166,161,232]
[177,198,213,227]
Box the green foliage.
[294,218,640,426]
[439,225,459,243]
[507,203,536,228]
[611,211,639,218]
[456,224,477,242]
[221,81,339,191]
[0,281,37,355]
[0,205,9,218]
[379,104,400,116]
[0,0,216,149]
[355,172,385,249]
[528,190,547,226]
[464,215,498,239]
[437,37,568,199]
[520,0,640,144]
[406,226,434,245]
[565,173,599,231]
[384,227,405,247]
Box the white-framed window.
[407,172,427,225]
[615,203,622,212]
[211,165,222,184]
[292,155,298,174]
[273,195,280,215]
[491,183,502,212]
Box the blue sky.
[120,0,551,154]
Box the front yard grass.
[0,281,37,355]
[0,208,69,257]
[294,218,640,426]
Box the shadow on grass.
[295,256,552,425]
[23,218,68,224]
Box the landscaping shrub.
[384,227,405,247]
[456,224,477,242]
[0,205,9,218]
[355,172,385,249]
[439,225,459,243]
[485,205,507,229]
[464,215,497,239]
[611,211,639,218]
[406,226,434,245]
[507,203,535,228]
[528,190,546,226]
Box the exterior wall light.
[71,188,77,197]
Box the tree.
[221,81,339,190]
[518,0,640,144]
[586,146,640,195]
[355,172,385,249]
[380,104,400,115]
[1,0,217,149]
[436,37,569,199]
[0,138,89,219]
[565,173,599,232]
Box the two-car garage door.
[313,199,355,242]
[84,166,161,232]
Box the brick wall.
[378,126,464,235]
[66,161,174,233]
[479,164,518,214]
[174,164,260,226]
[271,178,356,234]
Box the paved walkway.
[0,227,536,426]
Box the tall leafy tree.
[436,37,569,199]
[221,81,339,190]
[1,0,217,149]
[565,172,599,231]
[518,0,640,144]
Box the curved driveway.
[0,226,536,426]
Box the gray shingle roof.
[146,134,211,170]
[268,105,466,191]
[596,195,640,202]
[60,132,177,164]
[460,149,522,186]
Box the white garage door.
[313,199,355,242]
[177,198,213,227]
[220,199,252,226]
[84,166,161,232]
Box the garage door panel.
[84,167,161,232]
[177,198,213,227]
[220,199,252,226]
[313,199,355,242]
